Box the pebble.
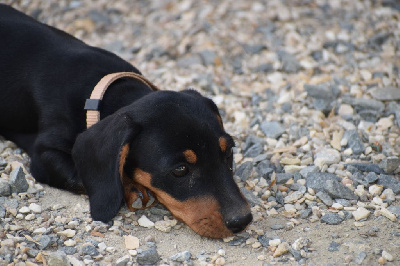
[9,166,29,193]
[28,203,42,213]
[352,207,371,221]
[57,229,76,238]
[138,215,155,228]
[136,247,159,265]
[260,121,286,139]
[124,235,139,250]
[47,251,69,266]
[273,242,290,257]
[269,239,281,247]
[115,255,130,266]
[64,239,76,247]
[321,213,344,225]
[170,251,191,262]
[379,208,397,222]
[382,250,394,262]
[314,148,341,168]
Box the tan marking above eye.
[219,137,227,153]
[183,149,197,164]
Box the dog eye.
[172,165,189,177]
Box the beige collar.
[84,72,159,128]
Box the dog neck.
[84,72,159,128]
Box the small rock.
[316,191,333,206]
[377,175,400,194]
[352,207,370,221]
[369,185,383,196]
[19,206,31,214]
[284,191,304,203]
[64,239,76,247]
[379,208,397,221]
[0,181,11,196]
[382,189,396,202]
[115,255,130,266]
[29,203,42,213]
[321,213,344,225]
[328,241,340,252]
[171,251,191,262]
[47,251,69,266]
[9,166,28,193]
[370,86,400,101]
[314,148,341,168]
[291,238,311,251]
[355,251,367,265]
[124,235,139,250]
[273,242,290,257]
[364,172,379,183]
[177,55,202,68]
[260,121,285,139]
[81,243,99,256]
[379,156,400,174]
[137,247,159,265]
[344,130,364,155]
[382,250,394,262]
[138,215,155,228]
[387,206,400,217]
[215,257,226,265]
[57,229,76,238]
[269,239,282,247]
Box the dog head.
[72,90,252,238]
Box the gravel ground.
[1,0,400,265]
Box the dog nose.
[225,212,253,233]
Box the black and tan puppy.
[0,4,252,238]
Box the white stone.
[19,206,30,214]
[372,197,383,205]
[382,251,394,262]
[29,203,42,213]
[381,189,395,201]
[57,229,76,238]
[269,239,281,247]
[314,148,341,168]
[284,191,304,204]
[338,104,354,116]
[25,213,36,221]
[33,227,47,234]
[98,242,107,252]
[64,239,76,247]
[380,208,397,222]
[369,185,383,196]
[352,207,370,221]
[376,117,393,130]
[138,215,154,228]
[331,203,343,210]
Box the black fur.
[0,5,252,234]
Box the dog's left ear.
[72,112,139,223]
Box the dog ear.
[72,112,139,223]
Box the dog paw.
[124,183,157,211]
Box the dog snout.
[225,212,253,234]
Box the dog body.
[0,5,252,238]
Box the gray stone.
[253,63,274,73]
[61,246,77,255]
[377,175,400,194]
[81,244,99,256]
[299,209,312,219]
[270,224,285,230]
[321,213,344,225]
[355,251,367,265]
[27,248,39,258]
[328,241,340,252]
[342,97,385,113]
[47,251,69,266]
[9,166,29,193]
[244,143,264,157]
[324,179,357,200]
[306,172,341,191]
[0,181,11,197]
[260,121,285,139]
[177,55,202,68]
[316,191,333,206]
[171,251,192,262]
[0,197,18,209]
[379,156,400,174]
[277,50,302,73]
[256,162,273,178]
[276,173,294,184]
[0,205,5,218]
[115,255,130,266]
[345,163,382,174]
[370,86,400,101]
[199,50,216,66]
[335,199,351,207]
[36,235,53,250]
[243,44,266,54]
[344,130,365,155]
[359,109,380,122]
[137,247,159,265]
[299,166,320,178]
[304,83,340,100]
[235,161,253,182]
[387,206,400,217]
[240,187,262,206]
[368,32,391,49]
[289,248,302,261]
[364,172,379,183]
[0,157,6,168]
[258,232,280,247]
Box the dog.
[0,4,252,238]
